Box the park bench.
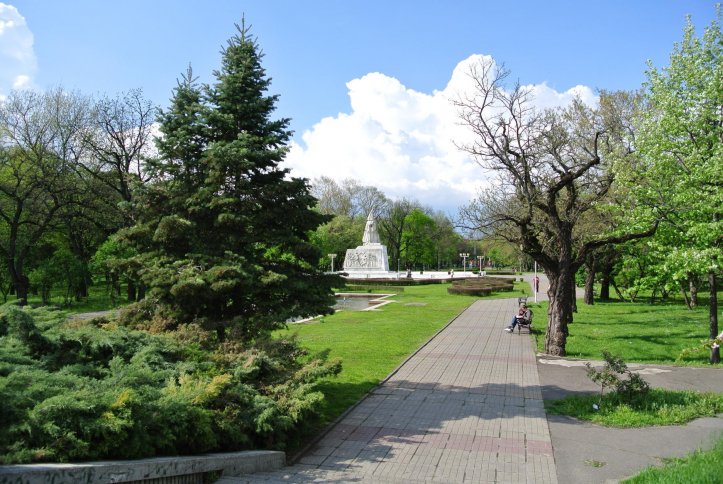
[516,309,533,334]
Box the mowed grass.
[546,389,723,427]
[276,280,529,427]
[532,299,717,365]
[622,437,723,484]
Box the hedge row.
[447,277,515,296]
[341,277,446,286]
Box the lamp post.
[459,252,469,273]
[477,255,483,274]
[328,253,337,273]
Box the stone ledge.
[0,450,285,484]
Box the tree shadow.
[284,377,594,477]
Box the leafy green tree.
[633,10,722,362]
[430,211,461,270]
[401,208,436,270]
[309,215,364,271]
[90,235,141,303]
[379,198,417,269]
[28,247,84,305]
[126,22,336,341]
[0,88,91,304]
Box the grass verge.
[622,437,723,483]
[545,388,723,427]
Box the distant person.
[505,303,531,333]
[533,275,540,293]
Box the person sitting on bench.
[505,303,531,333]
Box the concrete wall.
[0,450,285,484]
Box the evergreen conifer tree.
[129,21,336,341]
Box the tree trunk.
[599,261,613,301]
[77,271,89,299]
[680,282,692,310]
[15,276,29,304]
[584,256,595,305]
[137,284,146,301]
[709,272,719,364]
[544,267,575,356]
[127,280,137,302]
[7,258,29,305]
[689,274,698,308]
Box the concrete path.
[219,297,557,483]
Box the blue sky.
[1,1,719,214]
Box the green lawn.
[6,283,131,314]
[546,389,723,427]
[276,280,529,427]
[532,299,718,365]
[622,437,723,484]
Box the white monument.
[343,212,390,274]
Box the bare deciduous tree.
[82,89,157,225]
[455,58,657,356]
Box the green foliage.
[401,209,436,268]
[0,303,341,464]
[310,215,364,270]
[128,21,337,341]
[585,351,650,406]
[29,247,85,305]
[620,10,722,311]
[90,235,141,303]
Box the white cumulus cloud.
[283,54,597,214]
[0,3,36,98]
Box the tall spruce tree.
[129,21,336,341]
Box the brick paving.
[219,296,557,483]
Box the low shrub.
[447,286,492,296]
[0,304,341,464]
[342,284,405,293]
[342,277,444,286]
[585,351,650,407]
[447,277,514,296]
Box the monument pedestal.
[342,212,390,274]
[343,243,389,273]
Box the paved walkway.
[220,296,557,483]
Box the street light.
[459,253,469,273]
[477,255,483,274]
[328,253,337,273]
